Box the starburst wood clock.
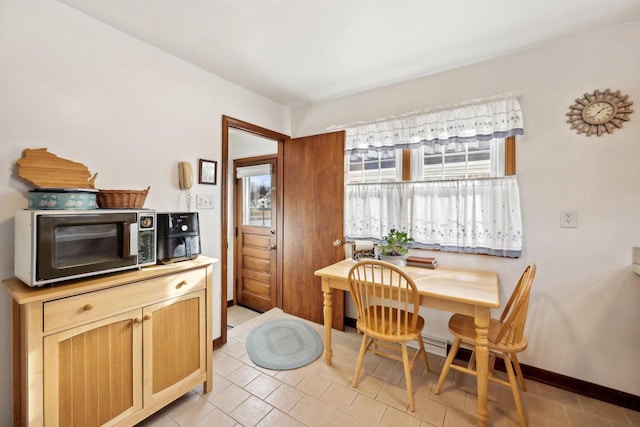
[566,89,633,136]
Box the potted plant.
[379,229,414,265]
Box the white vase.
[379,254,404,266]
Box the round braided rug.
[246,319,323,370]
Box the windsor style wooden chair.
[348,259,430,411]
[434,263,537,426]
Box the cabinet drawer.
[44,268,207,333]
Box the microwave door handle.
[123,222,139,259]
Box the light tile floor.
[137,306,639,427]
[227,305,263,328]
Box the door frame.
[220,116,287,346]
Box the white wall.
[291,22,640,396]
[0,1,289,423]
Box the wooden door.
[282,131,346,328]
[43,309,142,426]
[234,157,278,312]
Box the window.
[237,163,274,227]
[346,149,401,183]
[242,175,272,226]
[346,138,511,184]
[342,95,524,257]
[419,139,503,180]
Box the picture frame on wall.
[199,159,217,185]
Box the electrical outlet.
[560,209,577,228]
[196,194,214,209]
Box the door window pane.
[243,174,272,226]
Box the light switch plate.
[560,209,577,228]
[196,194,214,209]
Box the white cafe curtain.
[345,177,523,257]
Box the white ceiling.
[56,0,640,107]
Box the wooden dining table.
[314,259,500,427]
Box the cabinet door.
[143,290,207,405]
[43,309,143,427]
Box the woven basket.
[97,186,150,208]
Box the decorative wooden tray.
[16,148,98,189]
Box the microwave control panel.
[138,212,156,265]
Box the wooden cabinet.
[3,257,216,427]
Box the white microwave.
[15,209,156,287]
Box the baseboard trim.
[344,317,639,411]
[454,347,639,412]
[345,316,357,329]
[213,337,223,351]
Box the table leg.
[322,278,333,365]
[474,306,491,427]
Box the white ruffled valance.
[344,95,524,154]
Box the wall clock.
[566,89,633,136]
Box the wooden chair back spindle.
[349,260,420,339]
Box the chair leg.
[511,352,527,391]
[489,352,497,377]
[416,334,430,372]
[352,333,369,388]
[472,350,498,375]
[434,337,461,394]
[467,349,476,370]
[401,342,415,412]
[503,352,527,427]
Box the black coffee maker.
[156,212,201,264]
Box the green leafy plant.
[379,229,414,256]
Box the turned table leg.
[322,278,333,365]
[474,306,491,426]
